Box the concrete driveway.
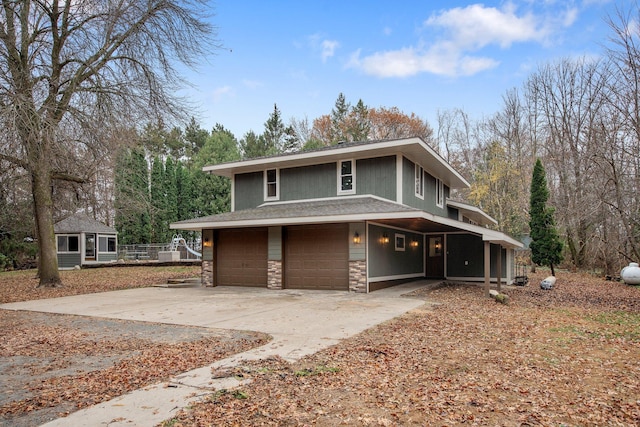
[1,281,433,426]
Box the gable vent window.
[435,178,444,208]
[415,164,424,199]
[265,168,279,200]
[338,160,355,194]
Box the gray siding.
[355,156,396,200]
[234,171,264,210]
[268,226,282,260]
[202,229,214,261]
[97,253,117,262]
[447,206,459,220]
[402,157,449,216]
[447,234,507,278]
[368,224,423,278]
[58,253,81,269]
[349,222,365,261]
[280,163,336,201]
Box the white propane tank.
[621,262,640,285]
[540,276,556,290]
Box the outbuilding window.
[57,235,79,253]
[99,236,117,253]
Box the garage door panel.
[217,228,268,287]
[285,224,349,290]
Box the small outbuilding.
[54,214,118,269]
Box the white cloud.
[347,3,562,78]
[212,85,234,102]
[307,33,340,62]
[425,3,549,49]
[321,39,339,62]
[242,79,262,89]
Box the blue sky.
[180,0,618,140]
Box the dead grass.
[165,271,640,426]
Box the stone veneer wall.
[267,260,282,289]
[201,259,214,287]
[349,260,367,293]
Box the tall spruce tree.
[529,159,563,276]
[114,148,151,245]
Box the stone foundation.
[201,259,214,287]
[349,260,367,293]
[267,260,282,289]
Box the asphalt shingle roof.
[54,214,117,234]
[173,197,420,226]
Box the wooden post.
[484,241,491,298]
[496,245,502,293]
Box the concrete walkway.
[1,281,435,427]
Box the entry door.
[426,235,444,278]
[85,233,96,261]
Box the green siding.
[268,226,282,260]
[355,156,396,200]
[97,253,117,262]
[234,171,264,210]
[447,234,484,277]
[447,206,459,220]
[349,222,365,261]
[58,253,81,269]
[202,229,214,261]
[280,163,336,200]
[447,234,507,278]
[402,157,449,216]
[368,224,423,278]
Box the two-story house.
[171,137,523,292]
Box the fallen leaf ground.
[0,267,269,427]
[165,271,640,427]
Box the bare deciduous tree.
[0,0,215,286]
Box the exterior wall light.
[203,237,212,248]
[380,232,389,244]
[353,231,361,244]
[410,240,419,248]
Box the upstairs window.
[265,168,279,200]
[415,164,424,199]
[435,178,444,208]
[338,160,355,194]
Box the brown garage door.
[217,228,267,287]
[285,224,349,290]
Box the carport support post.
[496,245,502,293]
[484,241,490,298]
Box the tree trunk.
[32,165,61,287]
[550,263,556,277]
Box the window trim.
[57,234,80,253]
[264,168,280,201]
[337,159,356,195]
[435,178,444,208]
[98,235,117,253]
[415,164,424,199]
[395,233,406,252]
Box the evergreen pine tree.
[529,158,563,276]
[349,99,370,142]
[330,93,350,143]
[150,156,166,242]
[263,104,286,154]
